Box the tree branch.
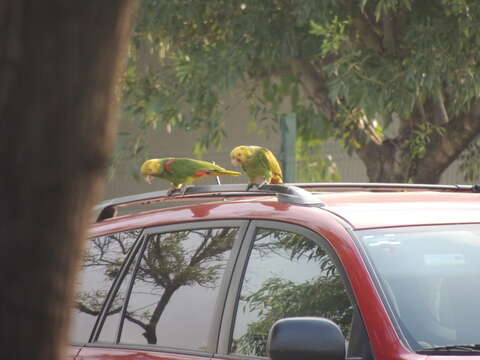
[415,98,480,182]
[337,0,383,52]
[110,234,127,255]
[382,13,396,52]
[290,58,336,121]
[76,302,101,316]
[76,302,122,317]
[356,140,404,182]
[350,13,383,53]
[125,312,148,332]
[434,88,449,125]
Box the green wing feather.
[169,158,214,173]
[170,158,239,174]
[167,158,240,186]
[254,148,283,182]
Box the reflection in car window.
[120,227,238,351]
[97,252,138,343]
[358,225,480,351]
[231,228,352,357]
[70,230,141,343]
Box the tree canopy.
[123,0,480,183]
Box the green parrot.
[140,157,240,195]
[230,145,283,189]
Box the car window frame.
[350,226,415,352]
[86,220,249,357]
[216,219,372,359]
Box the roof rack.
[94,183,325,222]
[295,182,480,192]
[94,182,480,222]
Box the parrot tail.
[207,169,241,176]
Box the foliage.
[138,229,235,290]
[121,0,480,182]
[459,139,480,182]
[405,122,446,162]
[256,228,335,272]
[234,275,352,356]
[296,138,340,182]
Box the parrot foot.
[179,185,189,196]
[246,183,258,191]
[257,181,268,189]
[167,187,181,196]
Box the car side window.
[119,227,238,351]
[230,227,353,357]
[70,230,141,343]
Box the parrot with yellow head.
[140,157,240,195]
[230,145,283,189]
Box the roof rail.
[94,183,325,223]
[261,184,324,207]
[293,182,480,192]
[94,182,480,222]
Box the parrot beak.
[144,175,154,184]
[231,158,239,167]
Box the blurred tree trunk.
[0,1,137,359]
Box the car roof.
[319,191,480,229]
[93,183,480,231]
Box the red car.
[69,183,480,360]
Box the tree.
[124,0,480,183]
[0,2,136,359]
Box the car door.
[215,220,374,360]
[75,220,249,360]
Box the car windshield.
[356,224,480,352]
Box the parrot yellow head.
[230,146,253,166]
[140,159,163,184]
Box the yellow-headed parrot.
[230,145,283,189]
[140,157,240,195]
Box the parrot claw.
[246,183,258,191]
[179,185,188,196]
[258,181,268,189]
[167,187,180,196]
[166,185,189,196]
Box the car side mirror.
[267,317,346,360]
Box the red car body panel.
[78,191,480,360]
[67,346,82,359]
[77,347,210,360]
[321,191,480,229]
